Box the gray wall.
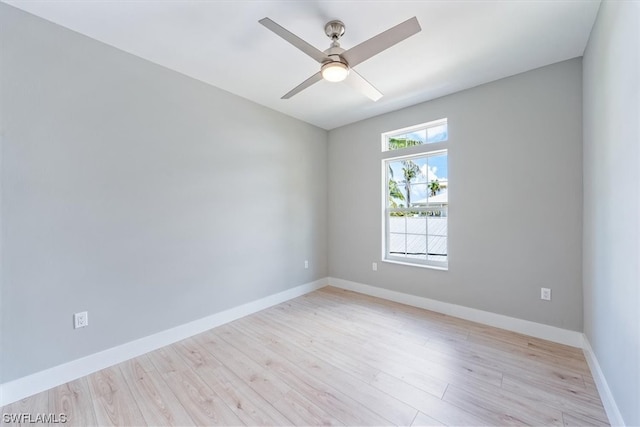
[0,4,327,383]
[583,1,640,425]
[328,58,583,331]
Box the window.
[382,119,448,269]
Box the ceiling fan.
[259,16,421,101]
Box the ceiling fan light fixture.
[321,62,349,82]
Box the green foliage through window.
[388,137,423,150]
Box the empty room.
[1,0,638,426]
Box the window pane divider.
[381,143,448,160]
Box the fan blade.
[282,71,323,99]
[259,18,330,64]
[342,17,421,67]
[346,69,383,101]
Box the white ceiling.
[6,0,601,130]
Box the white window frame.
[381,119,449,270]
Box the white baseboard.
[582,336,625,426]
[0,278,327,407]
[328,277,584,348]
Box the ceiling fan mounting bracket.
[324,20,345,41]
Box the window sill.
[382,258,448,271]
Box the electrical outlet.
[372,262,378,271]
[74,311,88,329]
[304,260,309,269]
[540,288,551,301]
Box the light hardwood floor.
[1,287,609,426]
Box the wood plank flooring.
[1,287,609,426]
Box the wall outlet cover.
[541,288,551,301]
[74,311,88,329]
